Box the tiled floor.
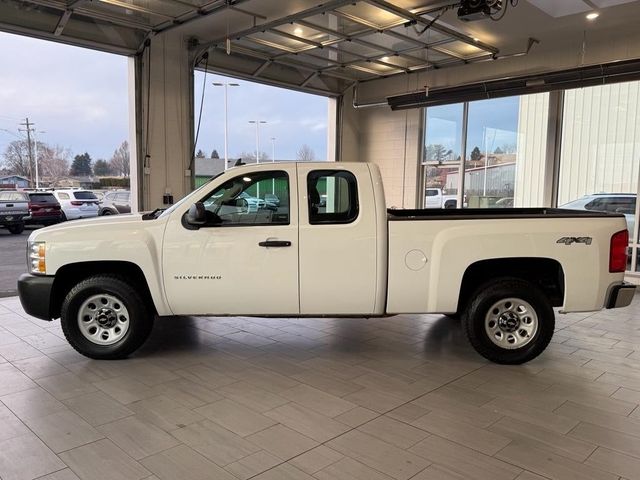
[0,296,640,480]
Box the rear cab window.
[307,170,359,224]
[73,191,97,200]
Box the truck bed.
[387,208,622,220]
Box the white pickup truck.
[18,162,635,364]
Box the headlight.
[28,241,46,275]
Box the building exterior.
[0,175,30,189]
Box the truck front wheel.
[60,275,153,359]
[462,278,554,364]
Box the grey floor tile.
[246,424,318,460]
[24,409,103,453]
[141,444,236,480]
[0,433,66,480]
[97,416,180,460]
[195,398,277,437]
[63,391,134,426]
[171,419,261,466]
[59,439,150,480]
[327,430,430,480]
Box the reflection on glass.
[557,81,640,249]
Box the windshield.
[158,173,224,219]
[74,191,97,200]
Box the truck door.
[297,164,378,315]
[162,167,299,315]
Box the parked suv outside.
[26,192,62,226]
[52,189,99,221]
[99,191,131,215]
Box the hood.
[28,213,152,242]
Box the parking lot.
[0,228,29,296]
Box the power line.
[19,117,35,185]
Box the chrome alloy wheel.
[484,297,538,349]
[77,294,130,345]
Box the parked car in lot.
[52,189,100,221]
[0,190,29,234]
[99,191,131,215]
[560,193,636,237]
[425,188,458,209]
[26,192,62,226]
[19,162,635,365]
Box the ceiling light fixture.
[381,56,389,62]
[294,27,303,35]
[586,12,599,20]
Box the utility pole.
[19,118,34,186]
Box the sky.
[194,71,328,161]
[425,96,520,159]
[0,32,129,161]
[0,31,329,164]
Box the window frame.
[307,169,359,225]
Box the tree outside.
[93,159,113,176]
[296,144,315,162]
[38,144,70,184]
[70,152,93,176]
[238,151,270,162]
[109,140,130,176]
[211,149,219,159]
[195,149,205,158]
[1,139,32,178]
[425,144,453,163]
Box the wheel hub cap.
[484,297,538,350]
[77,294,130,346]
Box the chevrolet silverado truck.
[0,190,30,234]
[17,162,636,364]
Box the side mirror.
[185,202,206,226]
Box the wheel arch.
[456,257,565,315]
[50,261,158,319]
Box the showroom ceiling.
[1,0,639,95]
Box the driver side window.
[200,171,289,226]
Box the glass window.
[308,170,358,224]
[558,81,640,256]
[199,171,289,226]
[422,93,549,209]
[57,192,70,200]
[0,192,27,201]
[423,104,463,209]
[29,193,57,204]
[73,191,97,200]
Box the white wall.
[514,93,549,207]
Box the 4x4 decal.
[556,237,592,246]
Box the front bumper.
[17,273,54,321]
[606,282,636,309]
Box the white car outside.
[52,189,100,221]
[560,193,636,238]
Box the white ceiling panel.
[526,0,591,17]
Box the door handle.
[259,240,291,247]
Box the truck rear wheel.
[8,223,24,234]
[60,275,153,359]
[462,277,554,364]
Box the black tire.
[60,275,153,359]
[462,277,554,364]
[60,211,67,222]
[101,209,113,216]
[8,223,24,235]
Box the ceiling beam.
[363,0,499,54]
[196,0,356,54]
